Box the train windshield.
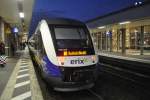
[54,27,93,49]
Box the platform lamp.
[12,27,19,50]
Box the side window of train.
[37,31,45,55]
[31,40,35,48]
[34,34,38,50]
[32,36,35,49]
[37,31,41,51]
[32,35,36,48]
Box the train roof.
[44,18,85,26]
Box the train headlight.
[57,57,65,65]
[91,55,96,63]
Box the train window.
[54,28,86,39]
[37,30,45,55]
[34,35,38,50]
[54,27,93,49]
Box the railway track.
[98,59,150,89]
[35,69,104,100]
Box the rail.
[98,55,150,86]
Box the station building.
[88,3,150,55]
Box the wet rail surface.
[34,63,150,100]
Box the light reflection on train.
[28,18,99,91]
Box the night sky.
[29,0,145,36]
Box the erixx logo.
[70,58,88,64]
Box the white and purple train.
[28,18,98,91]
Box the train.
[28,18,99,91]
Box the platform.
[98,51,150,64]
[0,47,44,100]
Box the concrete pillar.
[121,28,126,54]
[117,30,119,52]
[0,17,2,40]
[126,29,130,49]
[140,26,144,55]
[97,33,100,50]
[101,32,103,50]
[110,31,112,52]
[0,20,2,40]
[105,32,107,50]
[96,33,99,50]
[0,21,5,42]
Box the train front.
[43,23,99,91]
